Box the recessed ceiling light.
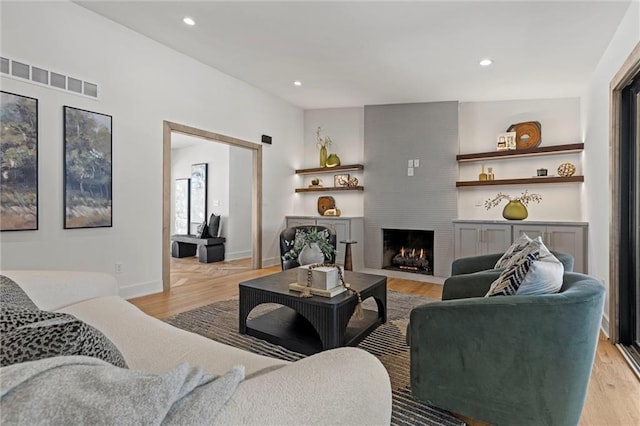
[183,17,195,26]
[293,80,302,86]
[479,58,493,67]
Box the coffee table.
[239,269,387,355]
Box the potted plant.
[282,227,336,265]
[484,190,542,220]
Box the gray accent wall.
[363,102,459,277]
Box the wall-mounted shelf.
[295,164,364,175]
[456,176,584,187]
[456,143,584,163]
[295,186,364,193]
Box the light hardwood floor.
[130,260,640,426]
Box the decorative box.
[296,265,344,290]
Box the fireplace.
[382,229,434,275]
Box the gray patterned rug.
[166,290,465,426]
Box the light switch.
[408,159,414,168]
[407,167,414,177]
[414,159,420,167]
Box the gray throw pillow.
[0,305,128,369]
[0,275,38,310]
[208,213,220,238]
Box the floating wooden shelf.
[295,186,364,193]
[456,143,584,163]
[295,164,364,175]
[456,176,584,187]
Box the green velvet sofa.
[407,271,605,425]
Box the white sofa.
[2,270,393,425]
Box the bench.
[170,234,226,263]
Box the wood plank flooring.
[130,260,640,426]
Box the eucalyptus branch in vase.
[484,190,542,220]
[316,126,332,167]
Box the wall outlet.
[115,262,123,274]
[414,159,420,167]
[407,167,414,177]
[408,159,414,168]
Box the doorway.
[610,42,640,375]
[162,121,262,292]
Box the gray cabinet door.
[547,226,586,273]
[286,217,317,227]
[483,224,512,255]
[513,224,586,273]
[454,223,481,258]
[317,218,350,265]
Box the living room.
[1,1,639,425]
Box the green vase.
[319,146,327,167]
[502,200,528,220]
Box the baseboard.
[601,313,610,338]
[262,256,280,268]
[119,280,162,299]
[225,250,252,261]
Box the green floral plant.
[282,227,336,261]
[484,190,542,210]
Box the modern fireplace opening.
[382,229,434,275]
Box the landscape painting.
[1,91,38,231]
[63,106,112,229]
[174,178,190,234]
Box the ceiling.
[77,1,630,110]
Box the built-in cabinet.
[285,216,364,270]
[453,222,512,258]
[453,220,588,273]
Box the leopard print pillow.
[1,305,128,368]
[0,275,38,310]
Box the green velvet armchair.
[443,251,574,300]
[407,272,605,426]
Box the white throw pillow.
[486,237,564,297]
[494,233,532,270]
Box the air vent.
[0,56,100,99]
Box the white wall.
[583,1,640,333]
[228,146,252,260]
[300,108,365,217]
[0,1,303,297]
[458,98,583,221]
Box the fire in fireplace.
[382,229,434,275]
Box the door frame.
[162,121,262,291]
[609,41,640,342]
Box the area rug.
[165,290,465,426]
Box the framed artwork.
[63,106,112,229]
[1,91,38,231]
[334,173,350,187]
[174,178,190,235]
[497,132,517,151]
[190,163,208,234]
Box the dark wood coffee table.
[239,269,387,355]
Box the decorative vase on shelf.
[502,200,528,220]
[326,153,341,167]
[298,243,325,265]
[479,164,488,181]
[319,146,327,167]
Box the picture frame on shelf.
[1,91,38,231]
[497,132,517,151]
[63,106,112,229]
[334,173,350,187]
